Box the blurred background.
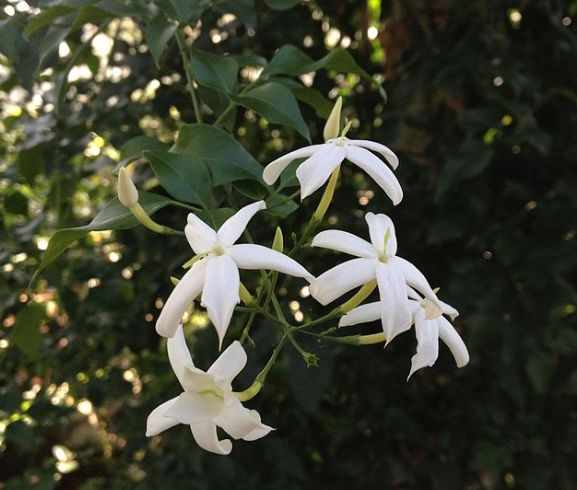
[1,0,577,489]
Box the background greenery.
[1,0,577,489]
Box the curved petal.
[156,258,208,338]
[242,410,274,441]
[440,300,459,320]
[191,421,233,455]
[216,397,262,439]
[345,146,403,205]
[201,255,240,348]
[208,341,247,382]
[181,365,218,392]
[164,391,222,425]
[263,145,323,185]
[339,302,381,327]
[217,201,266,247]
[146,397,180,437]
[311,230,376,258]
[376,262,412,344]
[437,317,469,368]
[408,310,439,379]
[229,244,312,278]
[365,213,397,256]
[310,258,377,306]
[407,286,422,301]
[296,144,346,199]
[168,325,194,387]
[185,213,217,254]
[348,139,399,169]
[394,257,443,312]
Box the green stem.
[176,29,203,123]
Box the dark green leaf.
[197,85,237,131]
[0,18,24,59]
[30,192,172,285]
[263,0,301,10]
[266,194,299,218]
[4,192,29,215]
[197,208,236,229]
[189,47,238,93]
[145,14,177,67]
[169,0,205,22]
[234,179,268,200]
[172,124,264,185]
[232,54,267,67]
[13,303,46,359]
[218,0,256,27]
[292,87,332,118]
[23,6,75,39]
[230,82,310,140]
[145,150,212,207]
[118,136,170,168]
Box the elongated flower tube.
[146,326,273,455]
[262,101,402,204]
[156,201,312,346]
[339,289,469,378]
[310,213,443,344]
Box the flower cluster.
[120,97,469,455]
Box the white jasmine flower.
[310,213,442,344]
[262,137,402,204]
[146,326,273,455]
[339,289,469,378]
[156,201,312,346]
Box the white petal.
[242,410,274,441]
[208,341,247,382]
[310,258,377,306]
[217,201,266,247]
[408,310,439,379]
[349,139,399,169]
[394,257,443,312]
[156,258,208,338]
[191,421,233,455]
[164,391,222,425]
[201,255,240,348]
[263,145,323,185]
[406,286,422,301]
[185,213,217,254]
[181,365,218,392]
[440,300,459,320]
[311,230,376,258]
[345,146,403,205]
[339,302,381,327]
[216,397,262,439]
[146,397,180,436]
[229,244,312,278]
[168,325,194,387]
[296,144,346,199]
[376,262,412,344]
[365,213,397,256]
[437,317,469,368]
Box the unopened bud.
[323,96,342,141]
[118,167,139,207]
[272,227,284,253]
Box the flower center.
[213,244,226,256]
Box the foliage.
[1,0,577,489]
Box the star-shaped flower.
[262,97,402,205]
[156,201,312,346]
[339,289,469,378]
[310,213,442,344]
[146,326,272,455]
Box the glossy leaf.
[13,303,46,359]
[189,47,238,93]
[146,14,177,67]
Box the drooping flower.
[156,201,312,346]
[262,98,402,205]
[310,213,442,344]
[339,289,469,378]
[146,326,272,455]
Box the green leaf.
[218,0,256,27]
[118,136,169,168]
[292,87,333,118]
[145,150,212,207]
[197,85,237,131]
[0,18,25,59]
[13,303,46,359]
[172,124,264,186]
[232,54,267,67]
[23,6,75,39]
[197,207,236,229]
[145,14,177,67]
[262,45,373,82]
[189,47,239,93]
[230,82,310,140]
[169,0,205,22]
[30,192,172,285]
[266,194,299,218]
[263,0,301,10]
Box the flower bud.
[118,167,139,207]
[272,227,284,253]
[323,96,343,142]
